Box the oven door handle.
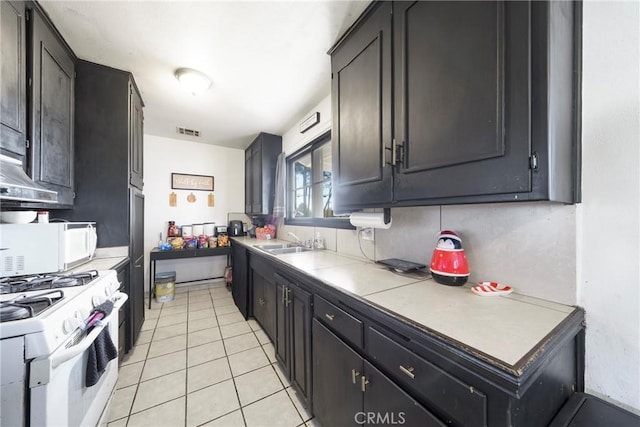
[30,292,128,388]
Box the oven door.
[28,292,128,427]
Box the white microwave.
[0,222,97,276]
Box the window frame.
[285,130,354,229]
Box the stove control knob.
[63,318,78,335]
[92,295,105,307]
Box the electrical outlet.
[361,228,374,241]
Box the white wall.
[143,134,245,285]
[580,1,640,412]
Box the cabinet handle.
[399,365,415,379]
[281,285,286,304]
[324,313,335,321]
[361,376,369,392]
[391,138,397,166]
[351,369,360,384]
[285,288,291,306]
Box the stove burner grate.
[0,290,65,322]
[0,270,99,294]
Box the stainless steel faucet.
[288,231,322,249]
[288,232,304,245]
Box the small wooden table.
[148,246,232,308]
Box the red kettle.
[430,230,470,286]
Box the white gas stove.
[0,270,127,426]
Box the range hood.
[0,154,57,203]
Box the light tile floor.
[108,281,320,427]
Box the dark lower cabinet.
[236,243,584,427]
[312,319,361,427]
[116,262,129,361]
[130,188,145,347]
[251,266,275,342]
[275,274,313,408]
[231,243,249,319]
[312,319,441,427]
[363,361,445,427]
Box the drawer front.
[368,328,487,427]
[314,296,363,348]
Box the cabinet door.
[129,83,144,190]
[231,244,249,319]
[393,1,531,201]
[250,142,262,214]
[244,148,253,214]
[275,279,289,372]
[261,274,276,342]
[130,189,145,345]
[331,2,393,211]
[30,8,75,206]
[1,0,26,158]
[312,319,361,427]
[363,361,445,427]
[252,269,265,326]
[289,284,312,406]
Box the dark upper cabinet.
[244,132,282,216]
[129,82,144,190]
[275,274,313,408]
[29,6,75,207]
[330,1,393,211]
[1,0,27,159]
[65,60,144,247]
[244,149,253,213]
[393,1,530,201]
[330,1,580,210]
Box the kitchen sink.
[254,243,294,250]
[253,243,313,255]
[268,247,313,255]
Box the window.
[285,131,352,228]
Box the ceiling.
[39,1,370,149]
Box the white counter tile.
[365,280,572,366]
[276,250,362,270]
[310,262,427,297]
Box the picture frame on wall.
[171,173,214,191]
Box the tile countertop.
[232,237,580,371]
[65,255,129,273]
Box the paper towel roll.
[349,212,392,229]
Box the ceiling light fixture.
[175,68,212,95]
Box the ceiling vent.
[177,127,200,137]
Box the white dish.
[0,211,37,224]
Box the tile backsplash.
[276,201,577,305]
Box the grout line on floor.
[215,290,248,427]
